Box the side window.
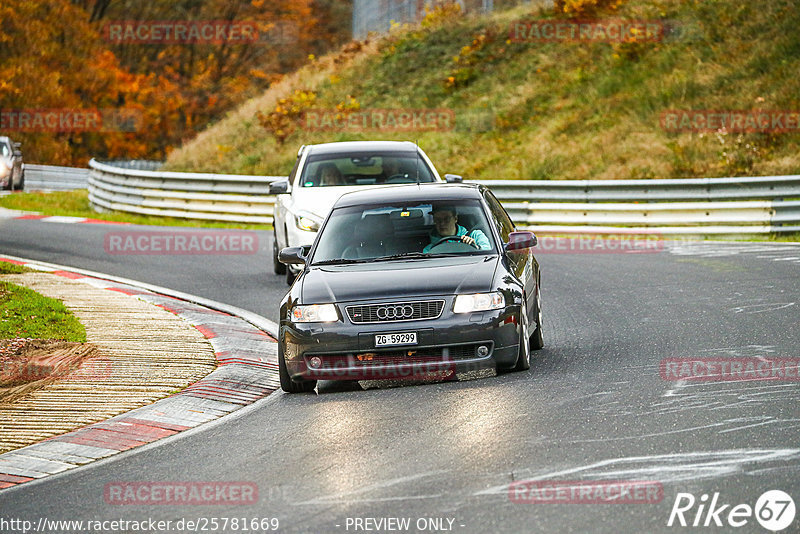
[483,190,514,242]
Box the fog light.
[476,345,489,357]
[308,356,323,369]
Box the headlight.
[453,292,505,313]
[295,211,322,232]
[291,304,339,323]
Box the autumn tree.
[1,0,352,165]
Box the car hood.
[290,186,372,219]
[301,255,499,303]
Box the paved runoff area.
[0,258,279,491]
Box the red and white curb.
[0,256,280,491]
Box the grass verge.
[0,280,86,342]
[0,191,271,230]
[0,262,31,275]
[166,0,800,181]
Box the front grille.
[346,300,445,324]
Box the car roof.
[305,141,420,156]
[332,183,485,208]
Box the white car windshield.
[299,153,436,187]
[312,199,496,264]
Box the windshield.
[312,199,496,264]
[298,152,436,187]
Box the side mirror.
[13,143,21,149]
[278,246,307,265]
[444,174,463,183]
[269,179,289,194]
[505,231,537,252]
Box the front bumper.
[281,301,522,382]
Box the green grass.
[166,0,800,181]
[0,281,86,342]
[0,262,30,275]
[0,191,271,230]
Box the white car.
[0,136,24,191]
[270,141,461,283]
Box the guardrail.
[88,159,800,234]
[488,176,800,234]
[89,159,281,224]
[24,164,90,191]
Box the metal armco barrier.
[88,159,800,234]
[89,159,281,224]
[25,164,90,191]
[486,176,800,234]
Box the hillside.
[165,0,800,181]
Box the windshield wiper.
[313,258,374,265]
[370,252,430,261]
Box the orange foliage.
[1,0,349,165]
[554,0,625,16]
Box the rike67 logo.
[667,490,795,531]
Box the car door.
[483,189,538,322]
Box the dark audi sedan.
[277,183,542,393]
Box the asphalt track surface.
[1,218,799,533]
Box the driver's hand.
[461,235,476,246]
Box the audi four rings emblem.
[376,305,415,320]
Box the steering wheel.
[429,235,479,250]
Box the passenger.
[319,163,345,186]
[423,204,491,252]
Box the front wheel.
[272,229,286,275]
[531,287,544,351]
[286,267,298,286]
[278,344,316,393]
[512,304,531,372]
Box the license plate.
[375,332,417,347]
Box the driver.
[423,204,491,253]
[382,157,406,181]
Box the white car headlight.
[453,292,505,313]
[295,211,323,232]
[291,304,339,323]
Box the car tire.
[278,342,316,393]
[512,302,531,372]
[286,267,297,286]
[273,229,286,275]
[531,286,544,351]
[17,171,24,191]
